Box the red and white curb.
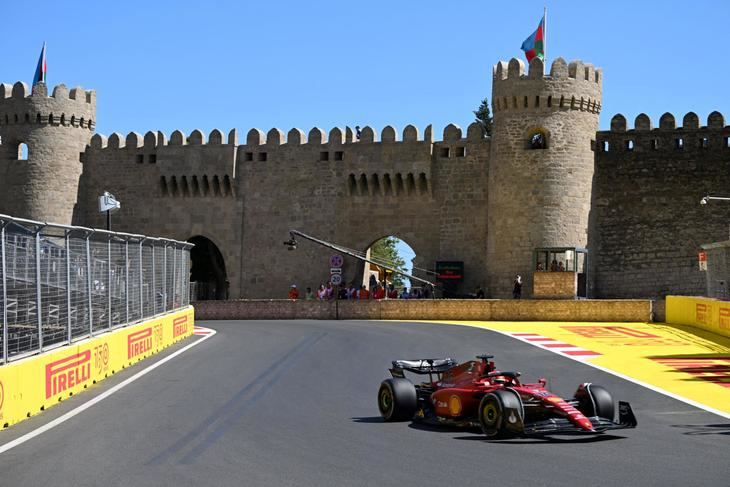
[508,332,601,361]
[194,326,215,336]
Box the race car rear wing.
[389,358,458,380]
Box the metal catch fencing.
[0,214,193,363]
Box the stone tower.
[487,57,602,297]
[0,81,96,224]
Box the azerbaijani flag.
[521,14,545,63]
[32,42,47,86]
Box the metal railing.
[0,214,193,363]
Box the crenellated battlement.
[597,111,730,154]
[88,122,486,151]
[0,81,96,130]
[492,57,602,115]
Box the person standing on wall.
[513,275,522,299]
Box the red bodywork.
[428,359,595,432]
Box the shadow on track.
[453,434,627,444]
[671,423,730,436]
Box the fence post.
[107,237,112,329]
[125,239,129,325]
[86,234,93,336]
[139,240,143,320]
[1,224,7,363]
[35,230,43,352]
[151,242,156,316]
[163,244,167,313]
[171,244,177,310]
[65,231,72,344]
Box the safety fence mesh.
[0,216,193,363]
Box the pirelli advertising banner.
[0,306,194,428]
[666,296,730,339]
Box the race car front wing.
[522,401,637,436]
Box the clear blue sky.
[3,1,728,136]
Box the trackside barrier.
[192,299,654,322]
[665,296,730,338]
[0,214,193,363]
[0,306,193,428]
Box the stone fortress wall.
[590,111,730,298]
[73,122,489,299]
[1,55,728,300]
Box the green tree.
[370,236,407,288]
[473,98,493,136]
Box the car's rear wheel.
[378,378,417,421]
[575,383,614,420]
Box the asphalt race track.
[0,320,727,487]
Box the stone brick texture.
[533,271,576,298]
[192,298,654,322]
[590,111,730,298]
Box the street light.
[700,195,730,205]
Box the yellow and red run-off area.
[429,317,730,417]
[0,307,194,428]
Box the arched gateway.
[188,236,227,300]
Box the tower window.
[334,151,344,161]
[455,146,466,157]
[699,137,709,148]
[319,151,329,161]
[258,152,267,162]
[602,141,610,152]
[675,138,684,149]
[439,147,450,158]
[245,152,253,161]
[651,139,659,150]
[136,154,144,164]
[149,154,157,163]
[626,140,634,151]
[18,143,29,160]
[527,130,548,150]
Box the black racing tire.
[378,378,417,422]
[576,384,615,420]
[479,389,524,438]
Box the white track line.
[0,326,217,455]
[491,328,730,420]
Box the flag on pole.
[32,42,47,86]
[520,14,546,63]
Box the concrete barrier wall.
[666,295,730,338]
[0,307,194,428]
[193,299,654,322]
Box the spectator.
[512,275,522,299]
[400,288,410,299]
[373,284,386,300]
[305,287,314,300]
[475,286,485,299]
[358,285,370,300]
[288,284,299,300]
[369,274,378,290]
[550,259,558,272]
[325,282,334,300]
[536,262,544,271]
[338,286,348,300]
[316,284,327,300]
[348,283,358,300]
[558,261,565,272]
[355,125,362,140]
[387,284,398,299]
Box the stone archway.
[362,236,420,297]
[188,235,228,300]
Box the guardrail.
[0,214,193,363]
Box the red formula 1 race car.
[377,355,637,437]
